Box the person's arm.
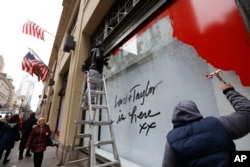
[0,123,6,138]
[95,48,102,60]
[219,82,250,139]
[95,48,109,67]
[15,125,20,141]
[104,56,111,69]
[162,141,176,167]
[45,124,52,137]
[26,127,35,149]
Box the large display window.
[83,0,250,166]
[92,15,250,166]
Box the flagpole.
[44,30,55,38]
[28,47,54,75]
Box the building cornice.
[49,0,79,70]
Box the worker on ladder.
[82,41,111,109]
[64,41,121,167]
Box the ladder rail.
[86,71,97,167]
[74,72,88,148]
[64,72,89,166]
[102,75,121,161]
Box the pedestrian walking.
[19,112,37,160]
[0,114,20,165]
[26,117,52,167]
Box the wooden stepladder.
[64,71,121,167]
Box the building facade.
[40,0,250,166]
[0,56,16,111]
[0,73,16,111]
[0,55,5,73]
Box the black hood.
[172,100,203,128]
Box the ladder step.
[79,104,108,111]
[74,120,89,124]
[84,90,105,97]
[91,104,108,109]
[89,90,106,95]
[88,77,103,83]
[67,157,89,164]
[75,120,113,125]
[75,133,91,138]
[95,160,120,167]
[95,140,114,146]
[73,145,89,150]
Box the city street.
[1,141,59,167]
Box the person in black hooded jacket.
[162,82,250,167]
[18,112,37,160]
[82,42,110,109]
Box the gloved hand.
[221,82,235,94]
[106,66,111,70]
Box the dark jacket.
[0,122,19,150]
[19,116,38,151]
[162,89,250,167]
[26,124,51,153]
[0,120,4,132]
[21,116,37,139]
[89,47,108,74]
[167,117,235,167]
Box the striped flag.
[22,52,41,76]
[34,63,49,82]
[22,21,45,41]
[22,52,49,82]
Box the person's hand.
[221,82,234,92]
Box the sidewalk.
[1,141,60,167]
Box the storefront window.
[99,16,219,166]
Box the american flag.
[22,21,45,41]
[33,63,49,82]
[22,52,41,75]
[22,52,49,82]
